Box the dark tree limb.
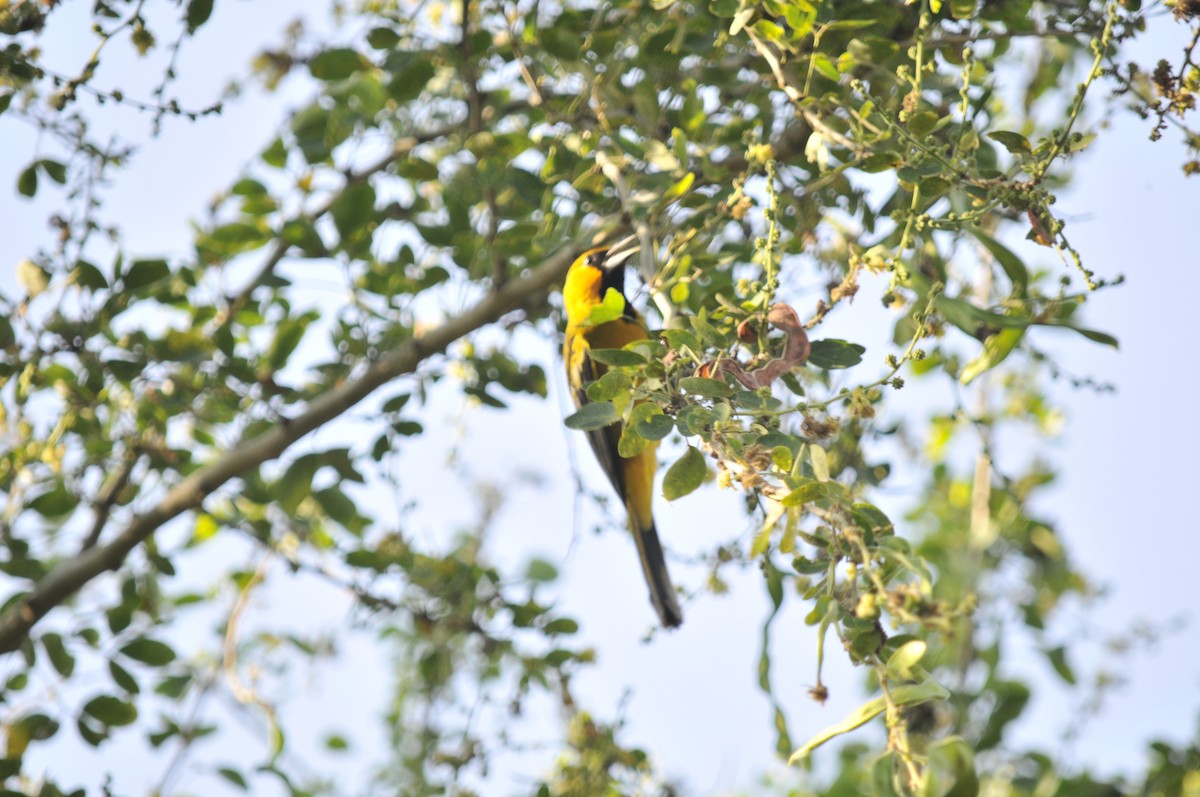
[0,237,603,655]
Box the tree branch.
[0,237,598,655]
[78,449,139,553]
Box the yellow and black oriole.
[563,245,683,628]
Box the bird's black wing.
[567,337,627,502]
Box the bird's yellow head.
[562,244,639,327]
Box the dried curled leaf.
[697,304,811,389]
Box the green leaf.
[582,289,626,327]
[966,227,1029,294]
[265,317,311,370]
[617,424,649,458]
[772,445,794,472]
[1044,645,1077,685]
[858,152,902,173]
[201,221,272,258]
[367,27,400,50]
[314,487,362,532]
[543,618,579,635]
[823,18,877,30]
[809,445,830,482]
[82,695,138,727]
[291,106,333,164]
[587,348,646,367]
[388,59,436,103]
[752,19,785,41]
[310,48,368,81]
[108,659,140,695]
[41,633,75,677]
[155,674,193,699]
[185,0,214,33]
[5,713,59,757]
[262,137,288,168]
[661,172,695,203]
[525,559,559,583]
[783,1,816,37]
[231,178,267,196]
[119,638,177,666]
[193,513,220,544]
[780,479,843,506]
[885,640,927,680]
[37,159,67,184]
[1043,320,1119,348]
[217,767,249,790]
[540,25,577,59]
[28,483,78,518]
[634,409,674,441]
[850,502,894,534]
[123,258,170,292]
[278,453,321,514]
[281,218,326,256]
[70,259,108,290]
[564,402,619,430]
[811,53,840,81]
[807,339,866,369]
[675,404,716,435]
[585,370,631,402]
[331,181,377,242]
[381,393,411,413]
[987,130,1032,155]
[908,111,940,138]
[788,680,949,763]
[16,164,37,197]
[392,420,423,436]
[950,0,976,17]
[792,556,827,574]
[619,403,662,458]
[680,376,734,398]
[1067,132,1097,153]
[749,513,777,558]
[960,327,1024,385]
[935,295,1030,336]
[664,329,702,352]
[662,445,706,500]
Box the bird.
[562,243,684,628]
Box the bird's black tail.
[631,519,683,628]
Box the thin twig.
[223,556,280,754]
[78,450,139,553]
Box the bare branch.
[0,236,602,654]
[78,450,139,553]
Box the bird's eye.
[588,252,605,267]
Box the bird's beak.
[604,235,640,269]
